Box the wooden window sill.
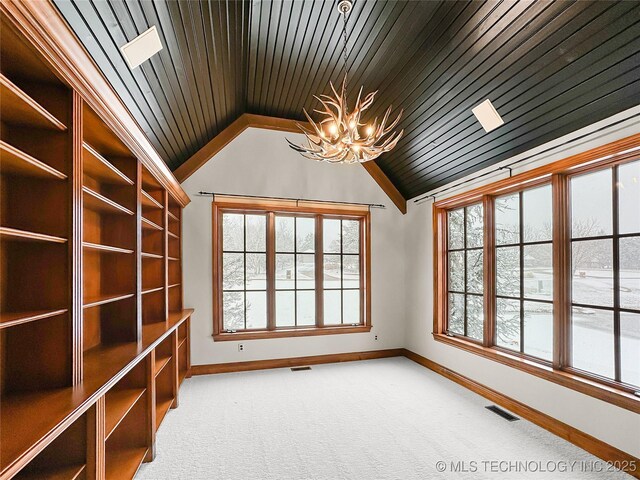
[432,333,640,413]
[214,325,372,341]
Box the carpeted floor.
[137,357,630,479]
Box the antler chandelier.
[287,0,403,164]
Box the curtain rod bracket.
[499,166,513,177]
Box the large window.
[213,198,370,339]
[433,142,640,409]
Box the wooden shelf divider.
[15,463,86,480]
[0,309,68,329]
[142,286,164,296]
[83,242,134,254]
[83,186,134,216]
[141,252,163,259]
[0,226,67,243]
[141,217,163,231]
[154,356,171,377]
[83,293,135,309]
[155,399,172,429]
[0,73,67,131]
[0,140,67,180]
[105,388,146,440]
[82,142,133,186]
[141,189,163,209]
[105,447,148,480]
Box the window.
[213,197,371,339]
[433,138,640,410]
[494,185,553,361]
[221,213,268,330]
[447,204,484,341]
[569,162,640,386]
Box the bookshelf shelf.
[141,189,163,209]
[0,73,67,131]
[0,226,67,243]
[105,447,147,480]
[83,186,134,216]
[82,142,133,186]
[141,217,163,231]
[83,242,134,254]
[83,293,134,309]
[141,251,163,260]
[0,140,67,180]
[0,309,68,329]
[142,286,164,296]
[15,463,86,480]
[105,388,146,440]
[154,355,171,377]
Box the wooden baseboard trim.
[401,348,639,478]
[190,348,404,375]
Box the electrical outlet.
[238,343,244,352]
[374,335,378,341]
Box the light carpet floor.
[137,357,631,479]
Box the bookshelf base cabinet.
[0,6,192,480]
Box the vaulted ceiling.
[53,0,640,199]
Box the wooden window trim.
[432,134,640,413]
[212,199,372,339]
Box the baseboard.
[401,348,639,478]
[190,348,404,375]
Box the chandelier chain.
[342,7,349,112]
[287,0,403,164]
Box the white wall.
[404,105,640,458]
[181,127,406,366]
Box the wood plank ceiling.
[53,0,640,199]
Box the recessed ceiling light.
[472,99,504,133]
[120,26,162,69]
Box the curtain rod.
[196,191,386,209]
[412,112,640,205]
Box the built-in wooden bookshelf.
[0,10,192,480]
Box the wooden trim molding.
[212,199,372,339]
[432,333,640,414]
[173,113,407,214]
[213,325,372,341]
[190,348,403,375]
[402,349,639,478]
[2,0,190,206]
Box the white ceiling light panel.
[472,99,504,133]
[120,26,163,69]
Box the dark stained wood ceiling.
[53,0,640,199]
